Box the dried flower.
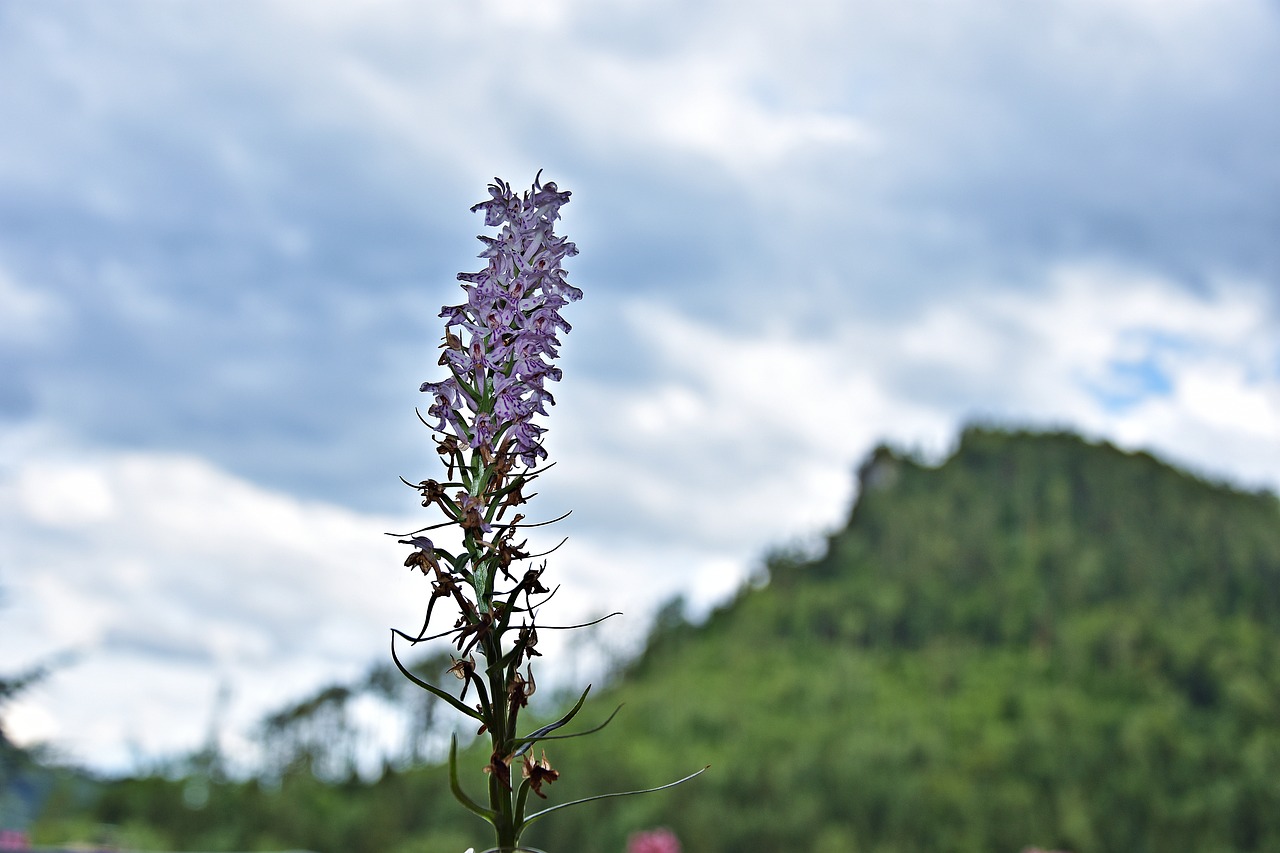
[401,536,439,574]
[446,655,478,700]
[507,666,535,708]
[483,749,513,791]
[416,479,448,508]
[521,750,560,799]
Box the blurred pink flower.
[627,827,681,853]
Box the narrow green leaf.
[513,777,532,828]
[510,686,591,756]
[514,703,623,757]
[449,734,497,822]
[390,634,483,721]
[520,766,710,829]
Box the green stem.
[483,631,519,850]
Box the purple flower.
[470,413,498,451]
[420,380,464,432]
[494,387,529,423]
[423,173,578,465]
[510,420,547,467]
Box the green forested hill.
[536,428,1280,853]
[27,428,1280,853]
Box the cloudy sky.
[1,0,1277,773]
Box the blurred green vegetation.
[18,427,1280,852]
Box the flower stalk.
[392,175,705,851]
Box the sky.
[1,0,1278,774]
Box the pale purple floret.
[404,536,434,552]
[422,174,578,466]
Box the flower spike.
[390,176,701,851]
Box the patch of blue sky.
[1085,329,1196,413]
[1089,356,1174,413]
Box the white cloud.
[0,449,425,769]
[575,53,876,175]
[0,441,776,770]
[16,463,116,525]
[1095,359,1280,490]
[553,264,1279,602]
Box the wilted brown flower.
[446,655,477,699]
[417,479,448,509]
[507,666,536,708]
[483,749,513,791]
[521,750,559,799]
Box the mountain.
[536,427,1280,853]
[25,428,1280,853]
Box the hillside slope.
[537,428,1280,853]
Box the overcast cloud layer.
[1,0,1278,772]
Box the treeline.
[19,428,1280,852]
